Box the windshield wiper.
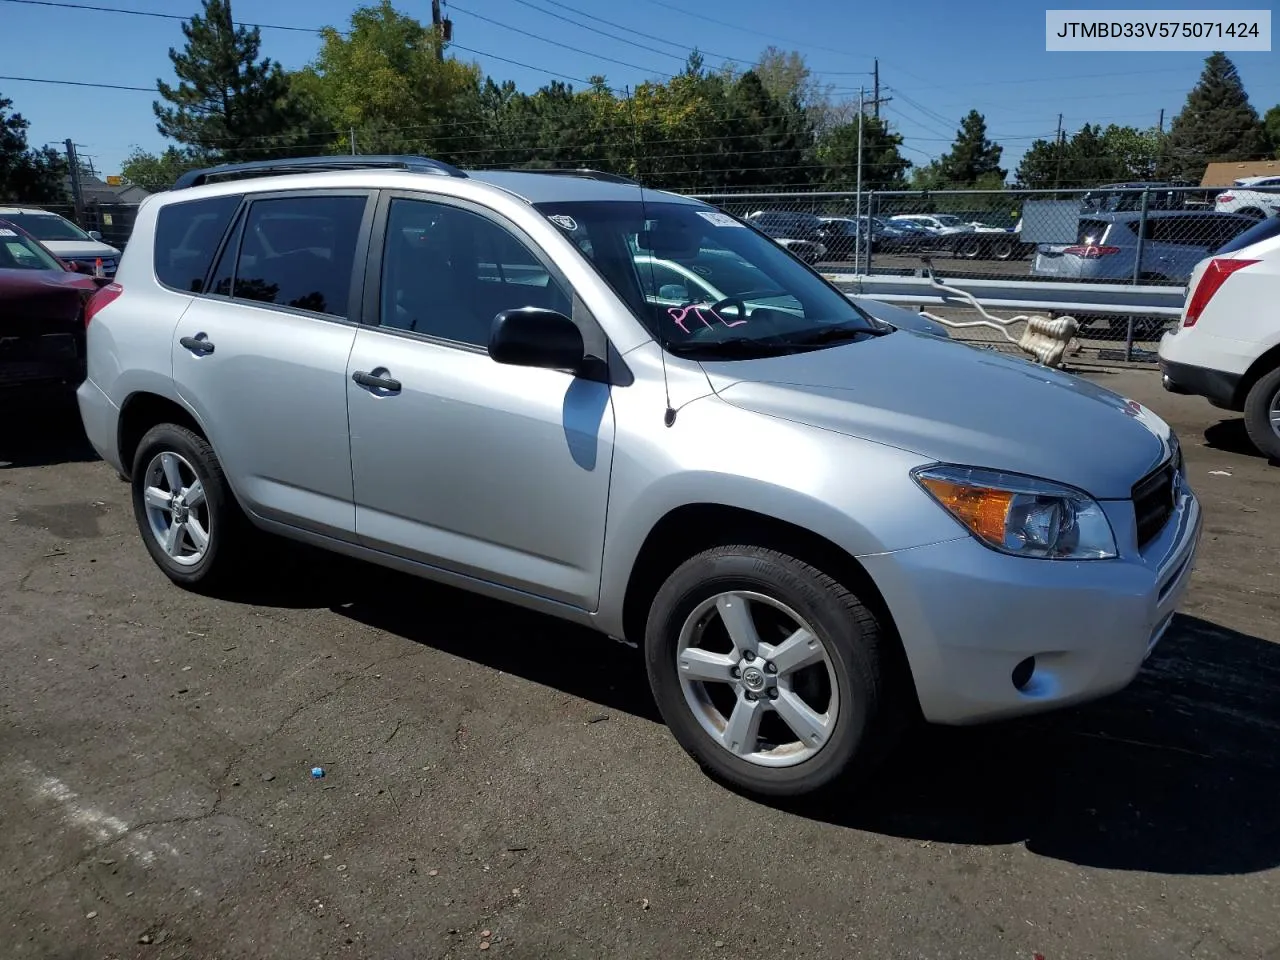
[782,325,887,348]
[665,336,793,359]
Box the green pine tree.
[936,110,1005,186]
[154,0,302,161]
[1157,52,1269,179]
[0,92,67,202]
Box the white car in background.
[1213,176,1280,220]
[0,206,121,276]
[1158,215,1280,459]
[888,214,975,236]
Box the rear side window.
[1145,215,1251,246]
[1214,215,1280,255]
[154,195,242,292]
[226,195,368,318]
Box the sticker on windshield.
[0,229,15,236]
[548,215,578,231]
[696,211,745,228]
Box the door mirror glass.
[488,307,585,373]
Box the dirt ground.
[2,369,1277,960]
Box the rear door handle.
[180,334,214,356]
[352,369,402,392]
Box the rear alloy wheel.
[645,545,905,797]
[130,423,251,589]
[990,238,1016,261]
[956,237,982,259]
[1242,366,1280,461]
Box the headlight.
[912,465,1117,560]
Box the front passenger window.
[379,198,573,346]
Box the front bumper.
[861,484,1202,725]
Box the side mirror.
[488,307,585,373]
[87,230,103,242]
[64,260,83,273]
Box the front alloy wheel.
[645,545,907,797]
[677,591,838,766]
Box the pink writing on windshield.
[667,304,747,334]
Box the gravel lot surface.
[2,370,1277,960]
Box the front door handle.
[180,334,215,356]
[352,369,402,392]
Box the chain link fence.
[685,183,1279,361]
[8,180,1278,363]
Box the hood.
[0,268,98,319]
[38,239,120,259]
[701,332,1171,500]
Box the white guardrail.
[826,264,1187,367]
[824,271,1187,317]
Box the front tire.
[130,423,251,589]
[644,545,904,797]
[1242,367,1280,461]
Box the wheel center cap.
[741,666,766,692]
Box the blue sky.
[3,0,1277,179]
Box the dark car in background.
[744,210,828,263]
[0,219,101,394]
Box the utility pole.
[873,59,880,119]
[430,0,451,61]
[350,127,357,156]
[64,138,85,227]
[1157,108,1164,133]
[1054,113,1064,187]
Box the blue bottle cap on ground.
[310,766,325,779]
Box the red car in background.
[0,217,103,393]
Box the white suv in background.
[1159,216,1280,459]
[1213,176,1280,220]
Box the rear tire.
[990,238,1016,261]
[130,423,252,590]
[1242,367,1280,462]
[955,237,982,259]
[644,545,906,798]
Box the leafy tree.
[1264,104,1280,157]
[816,113,910,191]
[154,0,304,160]
[293,1,483,160]
[935,110,1005,186]
[0,93,66,202]
[120,146,207,190]
[1015,123,1165,188]
[1157,52,1269,179]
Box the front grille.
[1132,454,1178,549]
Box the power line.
[0,74,153,92]
[0,0,322,32]
[450,5,675,77]
[505,0,697,64]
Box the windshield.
[0,224,64,270]
[3,212,91,242]
[533,200,879,358]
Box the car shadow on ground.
[1203,417,1275,463]
[0,391,99,469]
[226,548,1280,876]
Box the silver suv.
[77,156,1202,798]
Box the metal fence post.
[1125,188,1151,361]
[864,190,875,275]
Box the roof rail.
[172,155,467,190]
[509,168,640,186]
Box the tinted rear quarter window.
[1076,219,1113,244]
[1214,214,1280,255]
[153,195,242,292]
[230,195,367,318]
